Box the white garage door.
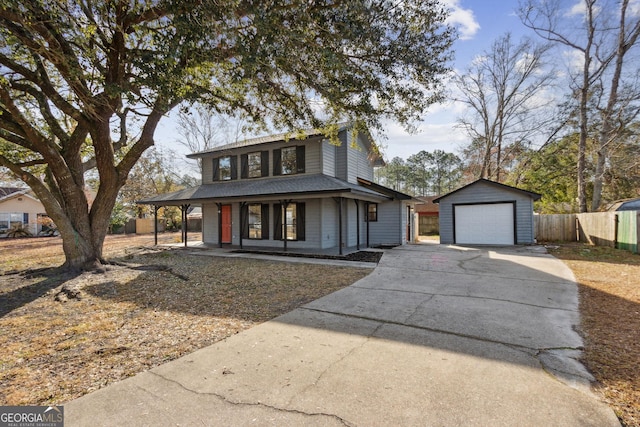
[454,203,515,245]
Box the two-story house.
[139,123,414,254]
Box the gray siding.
[368,201,404,246]
[320,198,338,249]
[198,138,323,185]
[438,181,536,244]
[301,139,322,175]
[201,156,214,184]
[350,133,375,183]
[335,132,349,181]
[202,200,323,250]
[202,203,217,244]
[321,140,336,176]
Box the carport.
[434,179,541,245]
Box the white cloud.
[378,119,468,160]
[566,1,586,17]
[442,0,481,40]
[631,0,640,17]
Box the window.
[281,147,297,175]
[247,152,262,178]
[274,202,305,241]
[274,146,305,175]
[367,203,378,222]
[0,212,25,231]
[248,204,262,239]
[213,156,237,181]
[241,151,269,178]
[219,156,232,180]
[241,204,269,240]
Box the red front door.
[221,205,232,244]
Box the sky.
[154,0,532,167]
[377,0,530,160]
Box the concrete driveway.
[65,243,619,426]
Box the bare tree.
[454,33,555,182]
[591,0,640,210]
[176,105,249,175]
[519,0,619,212]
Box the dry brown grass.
[547,243,640,427]
[0,233,371,405]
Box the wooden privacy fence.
[534,211,639,253]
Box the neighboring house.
[0,187,48,235]
[139,123,415,253]
[605,197,640,212]
[434,179,541,245]
[414,196,439,235]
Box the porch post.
[365,202,370,248]
[154,205,159,246]
[181,204,190,248]
[333,197,343,255]
[239,202,246,250]
[281,200,290,252]
[354,199,360,250]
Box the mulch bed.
[232,249,384,263]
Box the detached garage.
[433,179,541,245]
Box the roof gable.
[433,179,541,203]
[0,187,34,203]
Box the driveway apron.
[65,243,620,426]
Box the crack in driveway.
[147,371,353,426]
[348,284,577,312]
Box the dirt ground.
[546,243,640,427]
[1,235,638,426]
[0,233,372,406]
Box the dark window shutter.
[274,203,282,240]
[212,158,220,181]
[240,154,248,179]
[23,213,29,224]
[273,149,282,175]
[296,145,305,173]
[261,151,269,177]
[296,203,305,241]
[240,204,249,239]
[230,156,238,180]
[261,204,270,239]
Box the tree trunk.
[591,145,607,211]
[591,0,638,211]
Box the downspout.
[216,203,222,248]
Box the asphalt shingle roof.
[187,123,352,158]
[138,174,391,205]
[0,187,28,201]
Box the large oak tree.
[0,0,455,269]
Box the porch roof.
[137,174,393,206]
